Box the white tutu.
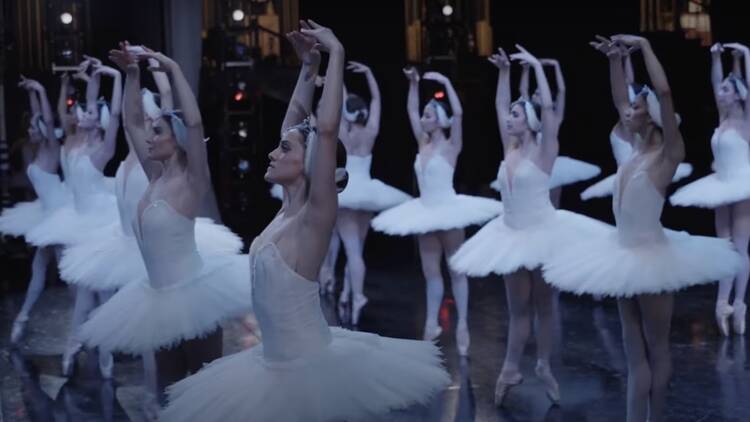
[450,210,609,276]
[670,170,750,208]
[371,194,502,235]
[337,155,412,212]
[543,228,741,297]
[0,201,46,238]
[24,193,118,247]
[162,327,449,422]
[59,218,243,291]
[491,156,601,192]
[582,163,693,201]
[78,254,252,354]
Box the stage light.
[237,159,250,173]
[232,9,245,22]
[434,91,445,99]
[60,12,73,25]
[442,5,453,17]
[234,91,245,102]
[238,128,248,139]
[66,98,75,107]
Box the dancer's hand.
[286,29,320,64]
[423,71,449,85]
[488,47,510,69]
[725,42,750,56]
[510,44,540,66]
[347,61,370,74]
[403,66,420,83]
[91,64,119,78]
[611,34,648,48]
[135,47,178,73]
[109,41,138,70]
[711,42,724,55]
[589,35,621,57]
[18,76,43,92]
[314,75,326,87]
[299,19,343,53]
[540,58,559,67]
[83,54,102,67]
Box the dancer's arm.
[732,47,743,78]
[519,63,530,100]
[281,27,321,135]
[57,73,76,135]
[614,35,684,164]
[20,77,41,118]
[725,43,750,121]
[511,45,557,157]
[489,47,513,151]
[592,36,629,124]
[403,66,425,144]
[23,79,57,147]
[90,65,122,168]
[150,58,174,110]
[423,72,462,148]
[348,61,381,137]
[711,43,725,109]
[542,58,566,120]
[299,20,344,213]
[138,49,210,191]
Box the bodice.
[345,154,373,180]
[711,128,750,179]
[414,154,456,205]
[133,200,203,289]
[27,164,66,210]
[115,161,149,237]
[498,159,555,229]
[66,150,110,213]
[250,242,332,362]
[613,167,666,246]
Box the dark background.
[2,0,749,269]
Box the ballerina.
[450,45,606,406]
[74,43,252,404]
[334,60,412,325]
[491,59,601,207]
[25,57,122,377]
[543,35,741,422]
[581,41,693,201]
[1,76,68,344]
[161,20,449,422]
[670,42,750,336]
[371,67,501,356]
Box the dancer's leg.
[418,232,444,340]
[729,200,750,333]
[440,229,470,355]
[11,246,53,343]
[638,293,673,422]
[337,209,368,325]
[618,298,650,422]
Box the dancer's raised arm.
[725,43,750,120]
[489,47,513,150]
[423,71,462,148]
[281,25,321,135]
[89,64,122,168]
[403,66,424,144]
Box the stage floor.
[1,266,749,421]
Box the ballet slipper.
[494,371,523,407]
[423,323,443,341]
[351,294,368,326]
[732,302,746,335]
[716,300,734,337]
[535,360,561,404]
[456,322,470,356]
[10,317,28,345]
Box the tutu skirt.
[78,254,252,354]
[582,163,693,200]
[59,218,243,290]
[543,229,741,297]
[0,201,48,238]
[670,169,750,208]
[25,193,118,247]
[450,210,609,276]
[371,194,502,236]
[338,177,412,212]
[161,328,450,422]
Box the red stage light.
[434,91,445,99]
[234,91,245,102]
[66,98,75,107]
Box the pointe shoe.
[351,295,368,326]
[99,353,114,379]
[61,342,82,377]
[10,318,28,345]
[535,360,561,404]
[338,295,350,323]
[456,323,470,356]
[423,324,443,342]
[716,301,734,337]
[733,302,747,335]
[494,372,523,407]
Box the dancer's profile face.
[147,118,179,161]
[623,95,649,132]
[77,105,99,129]
[506,103,530,136]
[265,129,305,184]
[717,79,741,107]
[420,104,439,132]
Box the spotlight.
[238,128,248,139]
[232,9,245,22]
[442,5,453,17]
[234,91,245,102]
[434,91,445,99]
[60,12,73,25]
[237,159,250,173]
[66,97,75,108]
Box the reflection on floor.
[1,267,749,421]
